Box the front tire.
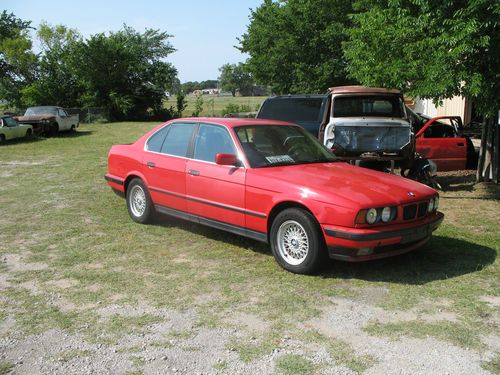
[270,208,326,274]
[126,178,155,224]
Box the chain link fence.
[65,107,110,124]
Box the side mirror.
[215,153,238,166]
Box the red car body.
[415,116,470,171]
[106,118,443,273]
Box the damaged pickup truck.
[15,106,79,136]
[257,86,414,166]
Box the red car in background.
[408,111,478,171]
[106,118,443,274]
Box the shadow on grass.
[437,173,476,192]
[54,130,93,138]
[0,136,46,146]
[321,235,496,284]
[153,215,496,284]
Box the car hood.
[247,162,436,208]
[15,115,55,122]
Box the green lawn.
[0,122,498,373]
[165,95,265,117]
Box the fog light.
[357,248,373,256]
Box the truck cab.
[320,86,413,162]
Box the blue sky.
[3,0,263,82]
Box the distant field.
[164,95,265,117]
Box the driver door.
[185,123,246,228]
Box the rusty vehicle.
[15,106,79,136]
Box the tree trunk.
[477,111,500,183]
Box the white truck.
[15,106,79,136]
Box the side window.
[146,125,170,152]
[193,124,236,162]
[161,123,195,157]
[58,108,67,117]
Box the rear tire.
[25,129,33,139]
[0,134,5,144]
[126,178,155,224]
[270,208,327,274]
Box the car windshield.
[333,95,404,118]
[235,125,336,168]
[25,107,57,116]
[3,117,17,127]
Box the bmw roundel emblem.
[407,191,416,197]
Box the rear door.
[142,122,196,212]
[416,119,467,171]
[185,123,246,227]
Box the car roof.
[175,117,297,128]
[328,86,401,95]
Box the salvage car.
[105,118,443,274]
[0,115,33,142]
[15,106,79,136]
[407,108,478,171]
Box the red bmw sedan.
[105,118,443,274]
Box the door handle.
[457,143,465,147]
[188,169,200,176]
[146,161,156,167]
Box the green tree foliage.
[218,63,253,96]
[181,80,219,94]
[344,0,500,116]
[239,0,355,94]
[73,26,177,120]
[21,23,83,107]
[0,11,37,107]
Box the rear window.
[259,97,325,122]
[333,95,404,118]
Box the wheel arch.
[124,172,148,194]
[267,201,318,238]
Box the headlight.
[428,198,435,212]
[366,208,378,224]
[381,207,392,222]
[434,196,439,211]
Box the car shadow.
[319,235,496,284]
[53,130,93,138]
[152,216,496,284]
[0,136,46,146]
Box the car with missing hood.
[105,118,443,274]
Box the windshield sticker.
[265,155,295,164]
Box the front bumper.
[323,212,444,261]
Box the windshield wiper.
[259,161,297,168]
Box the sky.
[2,0,263,82]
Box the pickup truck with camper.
[15,106,79,136]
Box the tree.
[20,23,83,107]
[71,25,178,120]
[239,0,355,94]
[343,0,500,117]
[0,11,37,107]
[218,63,253,96]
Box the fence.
[66,107,110,124]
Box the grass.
[276,354,316,375]
[482,353,500,374]
[0,122,498,371]
[166,95,264,117]
[0,363,13,375]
